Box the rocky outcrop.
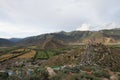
[80,43,120,71]
[46,67,56,77]
[81,43,111,65]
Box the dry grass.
[16,50,36,59]
[12,49,24,52]
[0,54,16,61]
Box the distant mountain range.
[0,28,120,47]
[9,38,23,43]
[0,38,14,47]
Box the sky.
[0,0,120,38]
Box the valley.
[0,29,120,80]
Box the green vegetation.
[0,66,110,80]
[0,43,120,80]
[0,72,9,80]
[108,44,120,50]
[34,49,61,60]
[33,45,80,60]
[0,46,22,56]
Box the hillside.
[41,43,120,71]
[41,48,83,66]
[80,43,120,71]
[0,28,120,47]
[0,38,14,47]
[41,38,64,49]
[9,38,22,43]
[18,28,120,46]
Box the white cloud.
[76,23,91,31]
[0,0,120,38]
[103,22,117,29]
[99,22,120,30]
[0,22,37,33]
[91,22,120,31]
[0,21,63,38]
[76,22,120,31]
[0,22,43,38]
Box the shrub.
[50,75,62,80]
[0,72,9,80]
[93,70,109,78]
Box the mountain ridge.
[0,28,120,47]
[0,38,14,47]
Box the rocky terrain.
[42,43,120,71]
[81,43,120,71]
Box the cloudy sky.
[0,0,120,38]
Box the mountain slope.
[100,29,120,40]
[80,43,120,71]
[17,31,91,46]
[42,43,120,71]
[17,28,120,46]
[0,38,14,47]
[0,28,120,47]
[9,38,22,43]
[41,38,64,49]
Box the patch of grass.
[34,49,61,60]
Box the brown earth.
[15,50,36,59]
